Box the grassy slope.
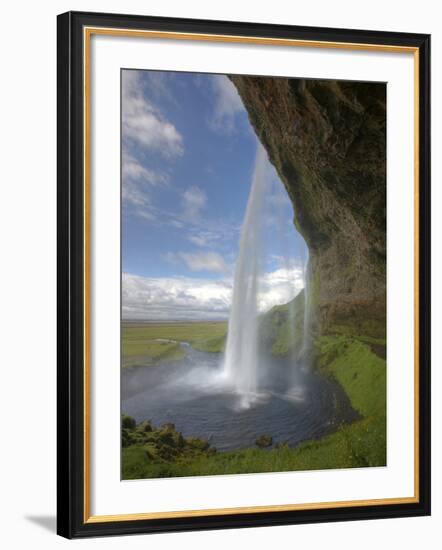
[122,331,386,478]
[122,322,227,367]
[259,291,305,357]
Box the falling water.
[223,143,269,408]
[269,175,304,367]
[300,255,311,362]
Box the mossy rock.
[186,437,210,451]
[161,423,176,432]
[255,435,273,448]
[138,420,153,433]
[122,414,136,430]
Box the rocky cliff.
[230,76,386,338]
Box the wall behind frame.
[0,0,438,548]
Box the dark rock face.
[230,76,386,338]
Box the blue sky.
[121,69,307,320]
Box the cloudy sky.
[122,69,307,320]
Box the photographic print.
[120,70,387,480]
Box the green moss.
[326,312,386,341]
[355,335,387,346]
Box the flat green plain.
[122,321,227,367]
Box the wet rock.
[255,434,273,448]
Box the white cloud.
[122,70,183,157]
[122,185,147,208]
[121,150,168,213]
[170,219,185,229]
[258,267,305,312]
[122,265,304,321]
[122,272,232,320]
[187,230,222,247]
[182,186,207,219]
[164,251,229,274]
[188,234,208,247]
[121,70,180,220]
[180,252,229,274]
[210,75,245,133]
[122,151,166,187]
[143,72,178,105]
[137,210,156,222]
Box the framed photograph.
[57,11,431,538]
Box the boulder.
[255,434,273,448]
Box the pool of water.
[121,344,358,452]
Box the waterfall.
[223,143,269,408]
[300,255,311,363]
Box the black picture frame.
[57,10,431,539]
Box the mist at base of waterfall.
[122,345,358,452]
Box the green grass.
[123,431,365,479]
[122,322,227,367]
[316,336,386,418]
[122,340,185,367]
[315,335,386,467]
